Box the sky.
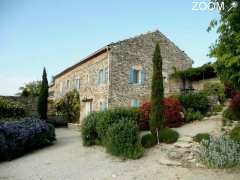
[0,0,219,95]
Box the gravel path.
[174,114,222,137]
[0,127,239,180]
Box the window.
[131,99,140,107]
[75,77,80,90]
[67,80,70,88]
[104,68,108,84]
[60,82,63,94]
[100,100,108,111]
[97,68,108,85]
[86,74,89,83]
[129,68,145,84]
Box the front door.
[85,101,92,116]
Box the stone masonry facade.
[50,31,192,122]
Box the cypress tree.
[38,67,49,120]
[149,43,164,138]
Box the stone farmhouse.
[49,30,193,122]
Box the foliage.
[139,101,151,130]
[81,112,100,146]
[199,136,240,168]
[193,133,210,143]
[150,43,164,132]
[178,92,210,115]
[17,81,42,97]
[223,91,240,121]
[208,0,240,89]
[203,82,225,104]
[158,128,179,144]
[163,97,183,127]
[96,107,139,142]
[172,63,216,81]
[211,104,223,113]
[230,91,240,114]
[223,108,239,121]
[184,108,203,122]
[38,68,49,119]
[141,133,157,148]
[105,119,144,159]
[0,117,55,161]
[230,126,240,143]
[139,98,183,130]
[0,97,26,119]
[55,90,80,123]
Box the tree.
[17,81,42,97]
[208,0,240,89]
[38,68,49,120]
[149,43,164,142]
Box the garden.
[0,68,56,162]
[81,43,240,170]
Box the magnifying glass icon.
[228,1,238,12]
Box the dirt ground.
[0,127,239,180]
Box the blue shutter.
[129,68,134,84]
[141,69,145,84]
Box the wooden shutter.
[129,68,134,84]
[141,69,145,84]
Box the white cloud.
[0,74,36,96]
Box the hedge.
[0,97,26,119]
[0,117,55,161]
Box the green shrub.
[199,136,240,168]
[96,107,139,142]
[203,82,225,104]
[81,112,102,146]
[141,133,157,148]
[193,133,210,143]
[0,97,26,119]
[158,128,179,143]
[211,105,223,113]
[178,92,210,115]
[184,108,203,122]
[230,126,240,143]
[223,108,239,121]
[105,119,144,159]
[55,90,80,123]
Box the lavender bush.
[199,136,240,168]
[0,117,55,161]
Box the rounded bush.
[193,133,210,143]
[184,108,203,122]
[0,117,55,161]
[164,97,183,127]
[178,92,210,115]
[105,119,144,159]
[230,126,240,143]
[158,128,179,144]
[199,136,240,168]
[223,108,239,121]
[81,112,102,146]
[96,108,139,143]
[141,133,157,148]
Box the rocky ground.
[0,116,240,180]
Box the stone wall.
[53,51,109,122]
[0,96,38,117]
[191,78,220,91]
[108,31,192,107]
